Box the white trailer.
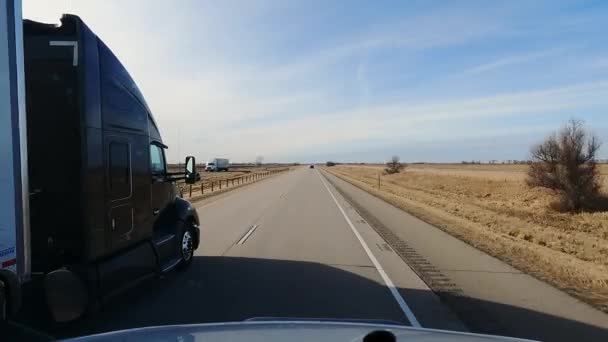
[0,0,29,320]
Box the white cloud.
[591,57,608,69]
[466,49,563,74]
[179,80,608,161]
[263,7,505,83]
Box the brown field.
[325,164,608,312]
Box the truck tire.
[176,221,195,271]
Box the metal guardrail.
[179,168,290,198]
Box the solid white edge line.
[316,170,422,328]
[238,224,259,245]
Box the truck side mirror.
[185,156,197,184]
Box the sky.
[23,0,608,163]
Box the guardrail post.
[219,180,221,190]
[189,184,192,197]
[201,183,204,194]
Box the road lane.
[220,167,411,325]
[198,167,462,329]
[193,169,299,256]
[60,167,463,338]
[226,167,373,266]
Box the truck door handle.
[153,209,160,215]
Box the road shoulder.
[318,170,467,332]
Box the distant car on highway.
[310,165,315,169]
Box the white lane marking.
[238,224,259,245]
[316,170,422,327]
[49,40,78,66]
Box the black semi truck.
[0,13,200,323]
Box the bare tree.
[385,155,404,174]
[527,119,602,211]
[255,156,264,166]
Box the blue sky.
[24,0,608,163]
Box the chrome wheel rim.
[182,230,194,261]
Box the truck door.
[106,137,135,250]
[150,143,173,231]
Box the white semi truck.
[205,158,229,172]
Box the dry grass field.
[325,164,608,312]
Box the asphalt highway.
[61,167,608,341]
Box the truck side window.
[150,144,166,176]
[109,142,131,199]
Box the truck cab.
[205,161,216,172]
[2,14,201,322]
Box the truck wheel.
[177,222,195,271]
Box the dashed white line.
[316,170,422,328]
[238,224,259,245]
